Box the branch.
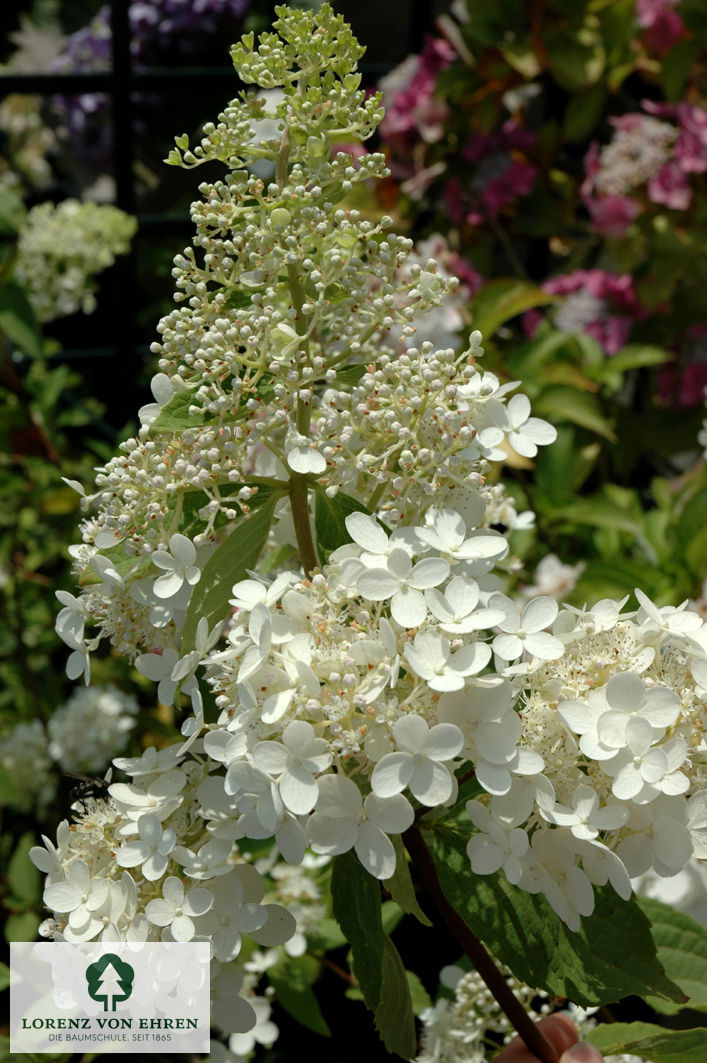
[403,825,560,1063]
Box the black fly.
[64,769,112,810]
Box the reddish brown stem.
[403,825,559,1063]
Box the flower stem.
[403,825,560,1063]
[290,473,318,576]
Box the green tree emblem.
[85,953,135,1011]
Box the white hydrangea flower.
[115,813,177,880]
[251,721,333,815]
[152,533,201,599]
[285,431,327,474]
[489,393,558,458]
[371,714,464,806]
[490,594,564,662]
[538,783,629,839]
[307,774,414,879]
[0,720,55,814]
[466,799,529,884]
[357,548,450,628]
[404,631,491,692]
[145,876,214,940]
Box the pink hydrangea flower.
[379,37,455,176]
[586,192,642,237]
[636,0,687,55]
[648,159,692,209]
[524,270,642,356]
[583,99,706,223]
[657,327,707,408]
[444,121,536,226]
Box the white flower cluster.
[47,684,138,774]
[416,963,550,1063]
[0,719,55,814]
[14,199,136,322]
[0,685,138,813]
[313,340,554,525]
[470,589,707,930]
[593,115,676,197]
[30,743,296,1037]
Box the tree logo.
[85,954,135,1011]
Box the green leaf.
[546,496,641,536]
[0,764,16,805]
[406,969,432,1016]
[314,489,370,563]
[573,558,671,602]
[637,897,707,1014]
[0,188,26,236]
[180,494,278,650]
[374,935,417,1060]
[425,822,684,1007]
[8,833,41,905]
[331,362,366,387]
[311,916,347,950]
[383,836,432,926]
[533,427,599,506]
[660,36,704,100]
[588,1023,707,1063]
[149,389,209,432]
[269,956,331,1036]
[563,82,607,141]
[0,962,10,991]
[0,281,43,359]
[595,343,671,377]
[675,488,707,553]
[507,327,573,377]
[545,30,606,91]
[534,387,616,442]
[4,911,40,943]
[470,279,555,339]
[331,850,384,1012]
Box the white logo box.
[11,942,210,1054]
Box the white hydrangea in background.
[519,554,586,602]
[0,719,55,814]
[47,684,138,774]
[14,199,136,322]
[633,856,707,928]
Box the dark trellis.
[0,0,444,410]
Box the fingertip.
[534,1013,580,1056]
[491,1013,580,1061]
[560,1042,604,1063]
